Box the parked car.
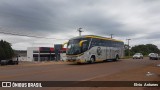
[0,56,19,65]
[0,60,8,65]
[148,53,155,57]
[0,59,18,65]
[133,53,143,59]
[148,53,159,60]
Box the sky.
[0,0,160,50]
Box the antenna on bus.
[77,28,83,36]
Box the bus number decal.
[97,47,102,56]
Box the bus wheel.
[90,56,95,64]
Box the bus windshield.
[66,38,90,55]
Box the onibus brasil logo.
[1,82,42,88]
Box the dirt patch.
[55,63,160,90]
[85,63,160,90]
[90,63,160,81]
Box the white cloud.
[1,0,160,49]
[12,42,32,50]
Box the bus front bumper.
[67,59,86,63]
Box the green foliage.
[126,44,160,56]
[0,40,14,60]
[124,44,130,56]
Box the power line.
[0,31,68,40]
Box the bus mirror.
[63,42,68,48]
[79,40,87,47]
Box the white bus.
[66,35,124,63]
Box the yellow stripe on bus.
[85,35,123,42]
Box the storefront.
[27,46,66,61]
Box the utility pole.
[110,34,114,39]
[77,28,83,36]
[126,39,131,57]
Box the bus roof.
[69,35,123,42]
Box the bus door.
[109,47,115,59]
[106,47,111,59]
[101,47,106,60]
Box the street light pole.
[77,28,83,36]
[126,39,131,57]
[110,34,114,39]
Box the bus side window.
[82,42,88,52]
[90,41,95,48]
[91,38,99,47]
[100,40,105,46]
[107,40,111,47]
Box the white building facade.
[27,47,39,61]
[27,47,66,62]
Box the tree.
[0,40,14,60]
[130,44,160,56]
[124,44,131,56]
[146,44,160,53]
[0,45,5,59]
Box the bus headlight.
[76,57,80,61]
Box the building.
[14,50,27,61]
[27,45,66,62]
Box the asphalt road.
[0,57,159,81]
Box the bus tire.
[15,61,18,65]
[90,56,95,64]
